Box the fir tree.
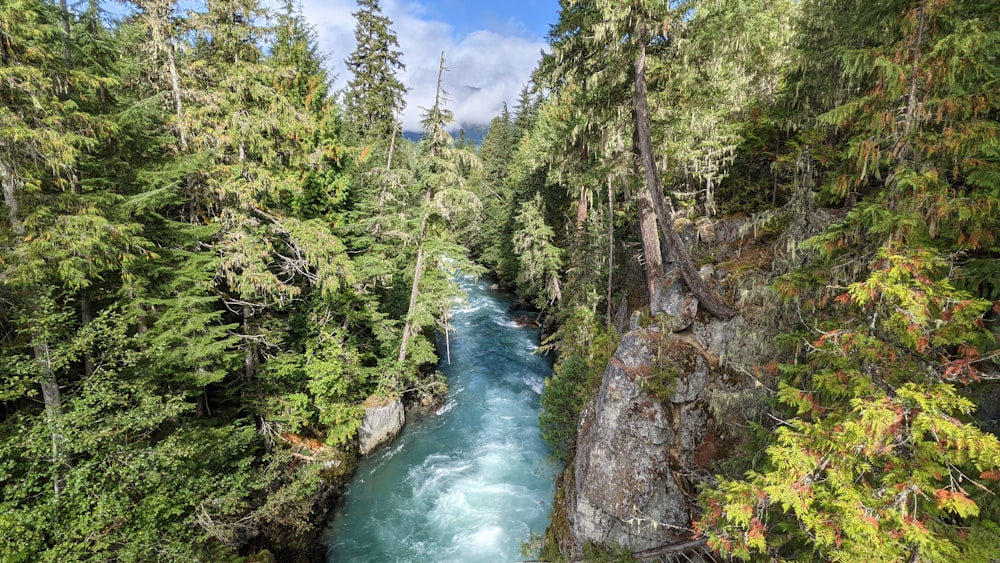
[343,0,407,143]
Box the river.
[324,277,557,562]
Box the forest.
[1,0,998,561]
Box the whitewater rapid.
[324,277,557,562]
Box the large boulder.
[358,397,404,456]
[553,214,809,558]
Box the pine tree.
[0,0,131,496]
[469,106,515,271]
[511,85,541,141]
[540,0,735,318]
[127,0,189,148]
[2,1,373,558]
[512,192,563,308]
[628,8,736,319]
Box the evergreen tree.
[469,106,515,270]
[700,1,1000,560]
[0,0,128,497]
[0,0,379,558]
[343,0,407,143]
[512,192,563,308]
[511,84,541,141]
[397,51,482,367]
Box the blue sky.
[298,0,560,129]
[416,0,557,39]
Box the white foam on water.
[455,302,486,314]
[457,525,504,555]
[525,375,545,395]
[494,318,523,329]
[435,398,457,415]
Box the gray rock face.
[558,215,796,558]
[650,276,699,333]
[566,280,764,556]
[358,398,404,456]
[569,330,693,553]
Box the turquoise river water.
[324,277,558,562]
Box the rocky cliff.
[552,209,831,558]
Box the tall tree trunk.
[3,160,68,495]
[36,340,67,495]
[633,158,663,302]
[896,0,928,167]
[243,305,256,380]
[576,188,588,231]
[165,32,188,150]
[606,175,615,327]
[57,0,82,197]
[372,119,399,239]
[398,187,432,363]
[2,161,22,235]
[142,0,188,149]
[633,35,736,320]
[399,54,449,363]
[166,37,188,150]
[59,0,72,72]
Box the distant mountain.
[401,123,490,147]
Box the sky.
[297,0,560,131]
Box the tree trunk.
[576,188,588,231]
[37,340,67,496]
[59,0,72,71]
[633,37,736,320]
[3,160,69,495]
[58,0,81,197]
[896,0,928,167]
[634,160,663,302]
[243,305,256,380]
[166,35,188,150]
[398,187,432,363]
[372,119,399,239]
[80,291,95,377]
[606,175,615,327]
[399,55,449,363]
[2,161,22,235]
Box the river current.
[324,277,557,562]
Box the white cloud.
[296,0,547,131]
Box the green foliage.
[0,0,430,559]
[394,54,484,373]
[698,2,1000,561]
[257,326,369,444]
[513,193,563,308]
[343,0,407,143]
[472,92,556,293]
[539,306,615,460]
